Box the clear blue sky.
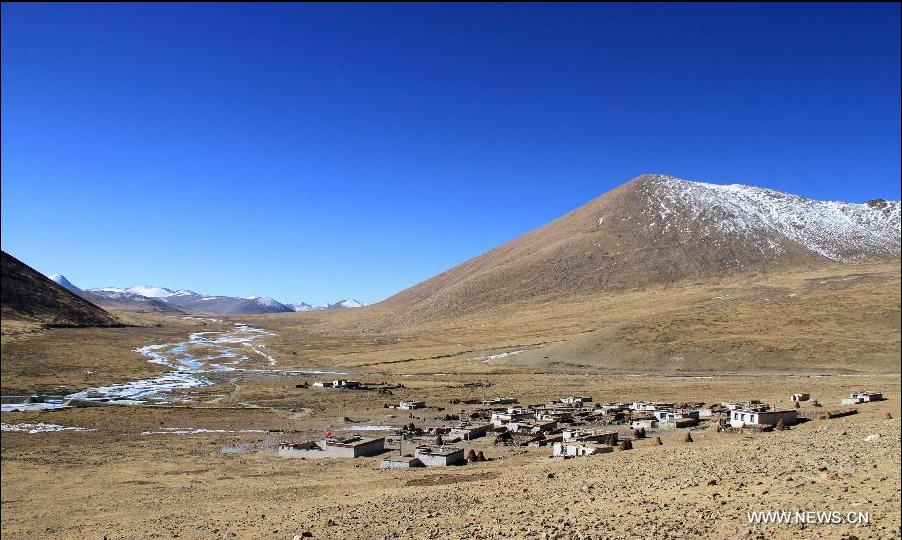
[2,3,900,304]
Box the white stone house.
[560,396,592,406]
[729,408,797,429]
[480,397,518,405]
[552,441,614,457]
[398,400,426,410]
[653,409,700,422]
[312,379,360,389]
[490,409,532,427]
[841,391,884,405]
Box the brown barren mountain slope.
[248,176,899,374]
[381,175,900,325]
[1,250,120,333]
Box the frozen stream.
[2,323,344,412]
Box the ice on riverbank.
[1,401,70,412]
[1,422,95,434]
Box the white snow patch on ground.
[140,427,267,435]
[180,316,223,322]
[475,350,525,363]
[1,422,95,434]
[1,401,70,412]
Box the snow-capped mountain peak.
[330,299,367,309]
[286,299,368,311]
[244,296,285,308]
[288,301,319,312]
[47,275,364,315]
[48,274,81,292]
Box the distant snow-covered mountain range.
[46,275,366,315]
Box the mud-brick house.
[278,436,385,459]
[629,418,658,430]
[379,456,424,469]
[562,429,619,445]
[415,445,465,466]
[448,423,493,441]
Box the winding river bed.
[2,323,345,412]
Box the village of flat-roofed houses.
[274,379,888,469]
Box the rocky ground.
[2,375,899,540]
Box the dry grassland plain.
[2,262,900,539]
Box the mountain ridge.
[379,174,900,324]
[44,276,366,315]
[1,251,120,330]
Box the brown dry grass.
[251,261,900,375]
[1,315,215,392]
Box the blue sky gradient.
[2,3,900,303]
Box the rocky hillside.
[1,251,120,329]
[382,174,900,322]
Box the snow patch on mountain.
[639,175,901,262]
[88,290,163,304]
[127,285,179,297]
[93,285,178,297]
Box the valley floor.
[2,372,899,540]
[1,262,899,539]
